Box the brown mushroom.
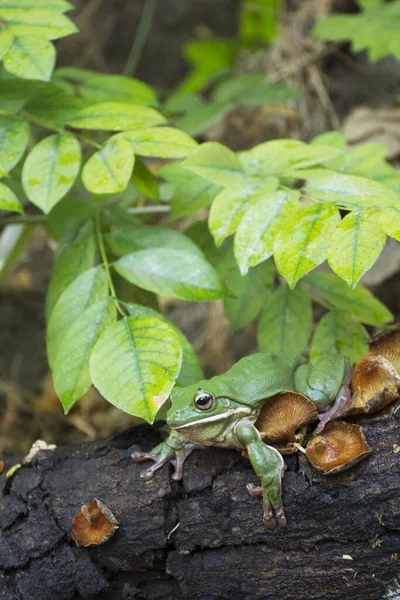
[0,461,4,475]
[369,327,400,374]
[256,392,318,453]
[72,498,119,547]
[306,421,372,475]
[349,353,400,415]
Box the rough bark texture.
[1,409,400,600]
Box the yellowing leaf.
[0,115,29,172]
[0,33,55,81]
[183,141,246,187]
[209,176,279,246]
[234,189,300,275]
[82,138,134,194]
[274,202,340,288]
[327,210,386,288]
[0,182,22,213]
[67,102,166,131]
[118,127,197,158]
[89,316,183,423]
[22,133,81,213]
[380,205,400,240]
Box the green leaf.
[209,176,279,246]
[240,0,279,45]
[0,182,22,213]
[234,190,300,275]
[46,221,96,318]
[175,102,232,136]
[327,210,386,288]
[24,86,88,128]
[0,33,55,81]
[310,310,368,365]
[178,38,238,93]
[311,131,347,149]
[82,138,134,195]
[304,170,400,210]
[66,102,166,131]
[54,67,157,106]
[114,248,226,301]
[53,299,116,413]
[0,9,77,40]
[22,133,81,213]
[0,114,29,172]
[171,177,221,219]
[183,141,246,187]
[0,1,72,9]
[303,271,392,326]
[274,202,340,288]
[313,0,400,62]
[380,205,400,240]
[257,284,312,356]
[47,266,108,369]
[125,303,203,387]
[213,73,300,106]
[131,157,159,200]
[47,197,94,240]
[106,224,204,258]
[117,127,197,158]
[224,260,274,330]
[89,316,182,422]
[239,139,341,177]
[0,223,34,276]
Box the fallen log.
[1,408,400,600]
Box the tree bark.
[1,409,400,600]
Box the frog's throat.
[172,406,253,430]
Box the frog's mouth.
[172,406,252,429]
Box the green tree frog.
[132,352,349,529]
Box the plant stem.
[128,205,170,215]
[0,214,48,226]
[95,211,126,318]
[123,0,157,77]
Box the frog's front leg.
[235,419,286,530]
[132,430,201,482]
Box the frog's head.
[167,382,252,430]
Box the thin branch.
[95,211,125,318]
[0,214,47,226]
[128,205,171,215]
[268,43,337,84]
[123,0,157,77]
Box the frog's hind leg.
[235,419,286,530]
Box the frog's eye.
[194,391,214,411]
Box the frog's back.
[172,352,295,407]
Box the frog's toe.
[247,483,262,497]
[275,506,287,528]
[263,507,277,530]
[131,450,157,463]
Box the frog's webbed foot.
[132,434,202,482]
[246,475,286,530]
[132,441,175,481]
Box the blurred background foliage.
[2,0,400,452]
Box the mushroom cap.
[0,461,3,475]
[256,392,318,445]
[350,353,400,415]
[72,498,119,547]
[306,421,372,475]
[369,327,400,374]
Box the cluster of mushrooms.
[255,328,400,475]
